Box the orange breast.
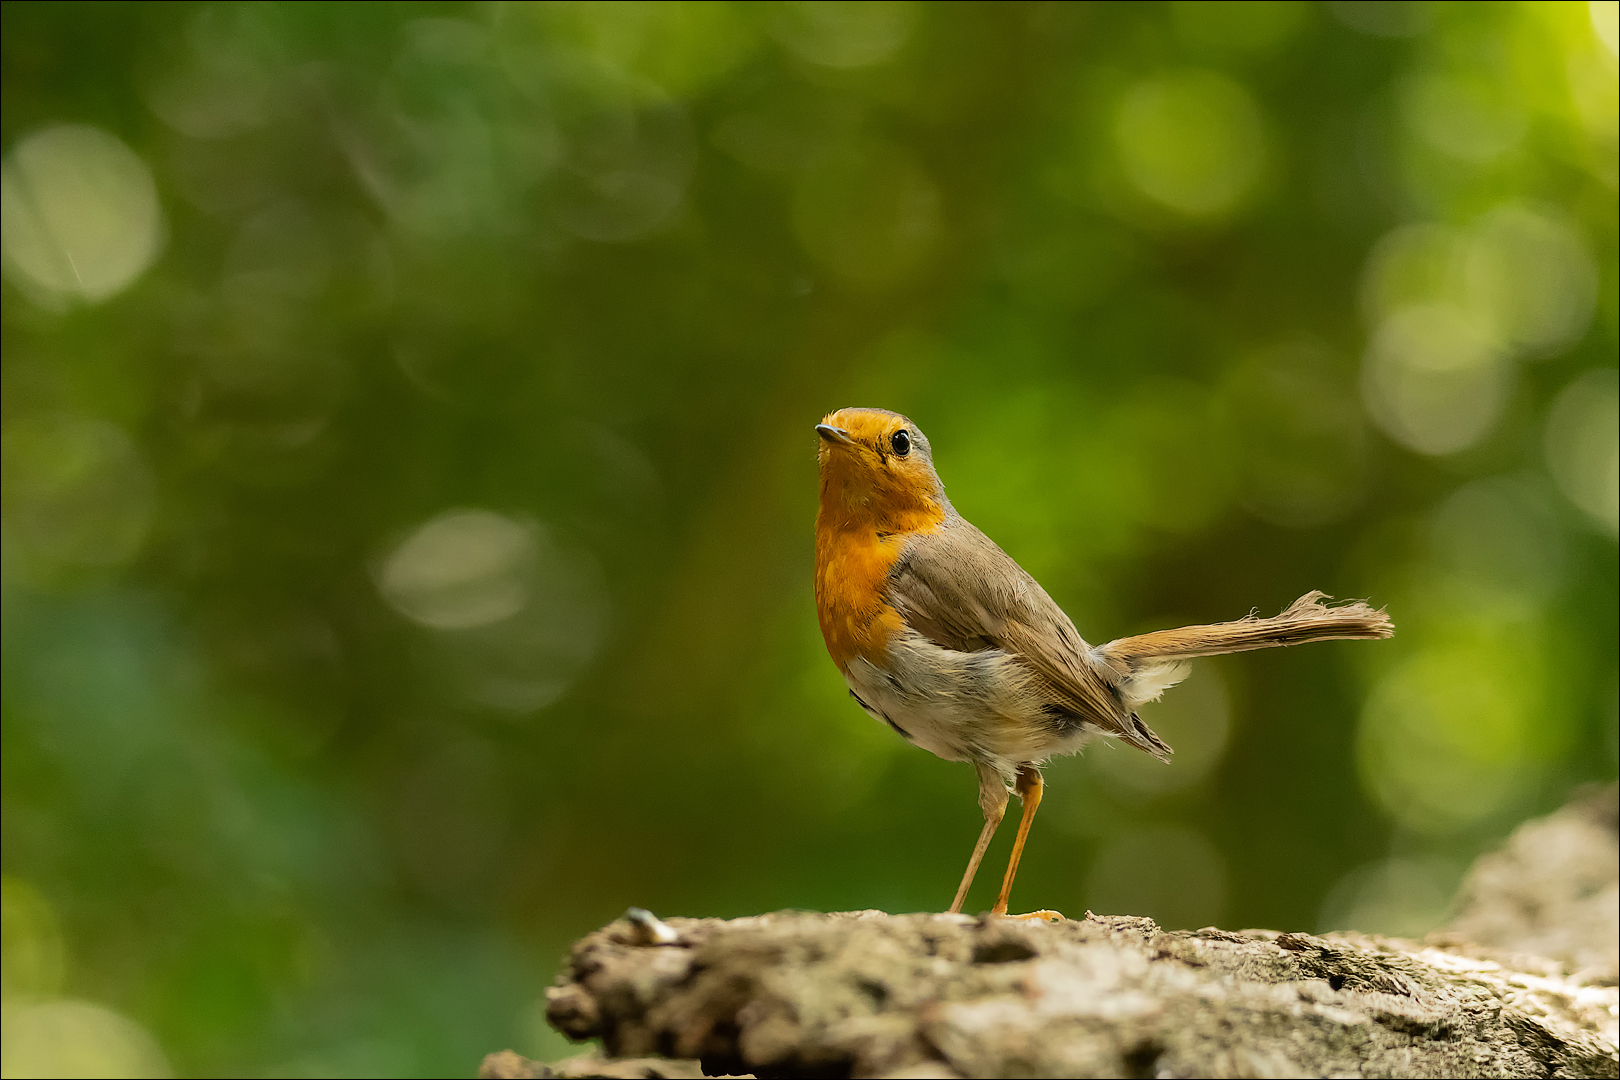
[815,524,910,669]
[813,427,947,671]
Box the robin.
[813,407,1393,919]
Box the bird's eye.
[890,430,911,457]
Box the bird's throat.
[816,459,945,536]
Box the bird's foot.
[994,908,1065,923]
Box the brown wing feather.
[885,517,1151,750]
[884,524,1392,766]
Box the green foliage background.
[2,2,1615,1076]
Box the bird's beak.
[815,424,854,447]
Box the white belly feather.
[841,629,1098,780]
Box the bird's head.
[815,407,946,529]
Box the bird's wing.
[886,517,1167,755]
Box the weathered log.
[483,786,1619,1079]
[1439,783,1617,977]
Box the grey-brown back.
[884,517,1147,748]
[884,520,1393,768]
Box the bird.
[812,407,1394,919]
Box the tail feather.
[1090,592,1390,759]
[1098,591,1394,664]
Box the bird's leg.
[990,765,1061,920]
[948,764,1008,914]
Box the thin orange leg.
[948,764,1008,914]
[990,766,1061,920]
[948,815,1001,914]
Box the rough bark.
[1438,783,1617,977]
[483,786,1619,1079]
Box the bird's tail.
[1092,591,1393,710]
[1100,591,1393,661]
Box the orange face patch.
[815,408,944,534]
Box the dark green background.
[3,2,1615,1076]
